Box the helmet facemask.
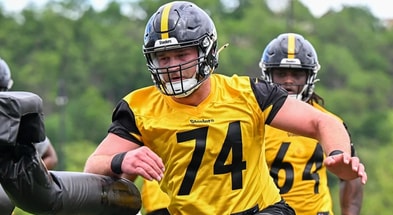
[265,68,319,101]
[145,35,217,98]
[143,1,218,98]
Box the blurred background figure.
[34,137,58,170]
[0,57,58,169]
[0,57,58,215]
[260,32,363,215]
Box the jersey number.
[270,142,323,194]
[176,121,246,195]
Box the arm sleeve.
[249,77,287,124]
[108,100,143,146]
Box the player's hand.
[121,146,165,181]
[324,152,367,184]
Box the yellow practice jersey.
[109,74,288,214]
[265,102,343,215]
[141,179,170,213]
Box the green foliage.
[65,86,113,142]
[350,145,393,214]
[62,139,98,171]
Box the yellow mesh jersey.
[110,74,288,214]
[265,102,343,215]
[141,179,170,213]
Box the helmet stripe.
[287,33,295,59]
[160,2,174,39]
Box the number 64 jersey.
[264,102,343,215]
[109,74,288,215]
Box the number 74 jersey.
[110,74,287,214]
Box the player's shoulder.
[123,86,160,102]
[213,73,250,83]
[212,74,258,100]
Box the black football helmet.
[259,33,320,101]
[0,58,13,91]
[143,1,218,97]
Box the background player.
[260,33,363,214]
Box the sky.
[0,0,392,20]
[298,0,392,20]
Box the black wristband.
[111,152,127,174]
[328,150,344,156]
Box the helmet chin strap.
[285,84,307,101]
[217,43,229,57]
[288,94,303,100]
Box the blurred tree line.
[0,0,392,214]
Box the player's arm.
[84,99,164,181]
[84,133,165,181]
[41,140,58,170]
[339,143,363,215]
[269,97,367,183]
[340,178,363,215]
